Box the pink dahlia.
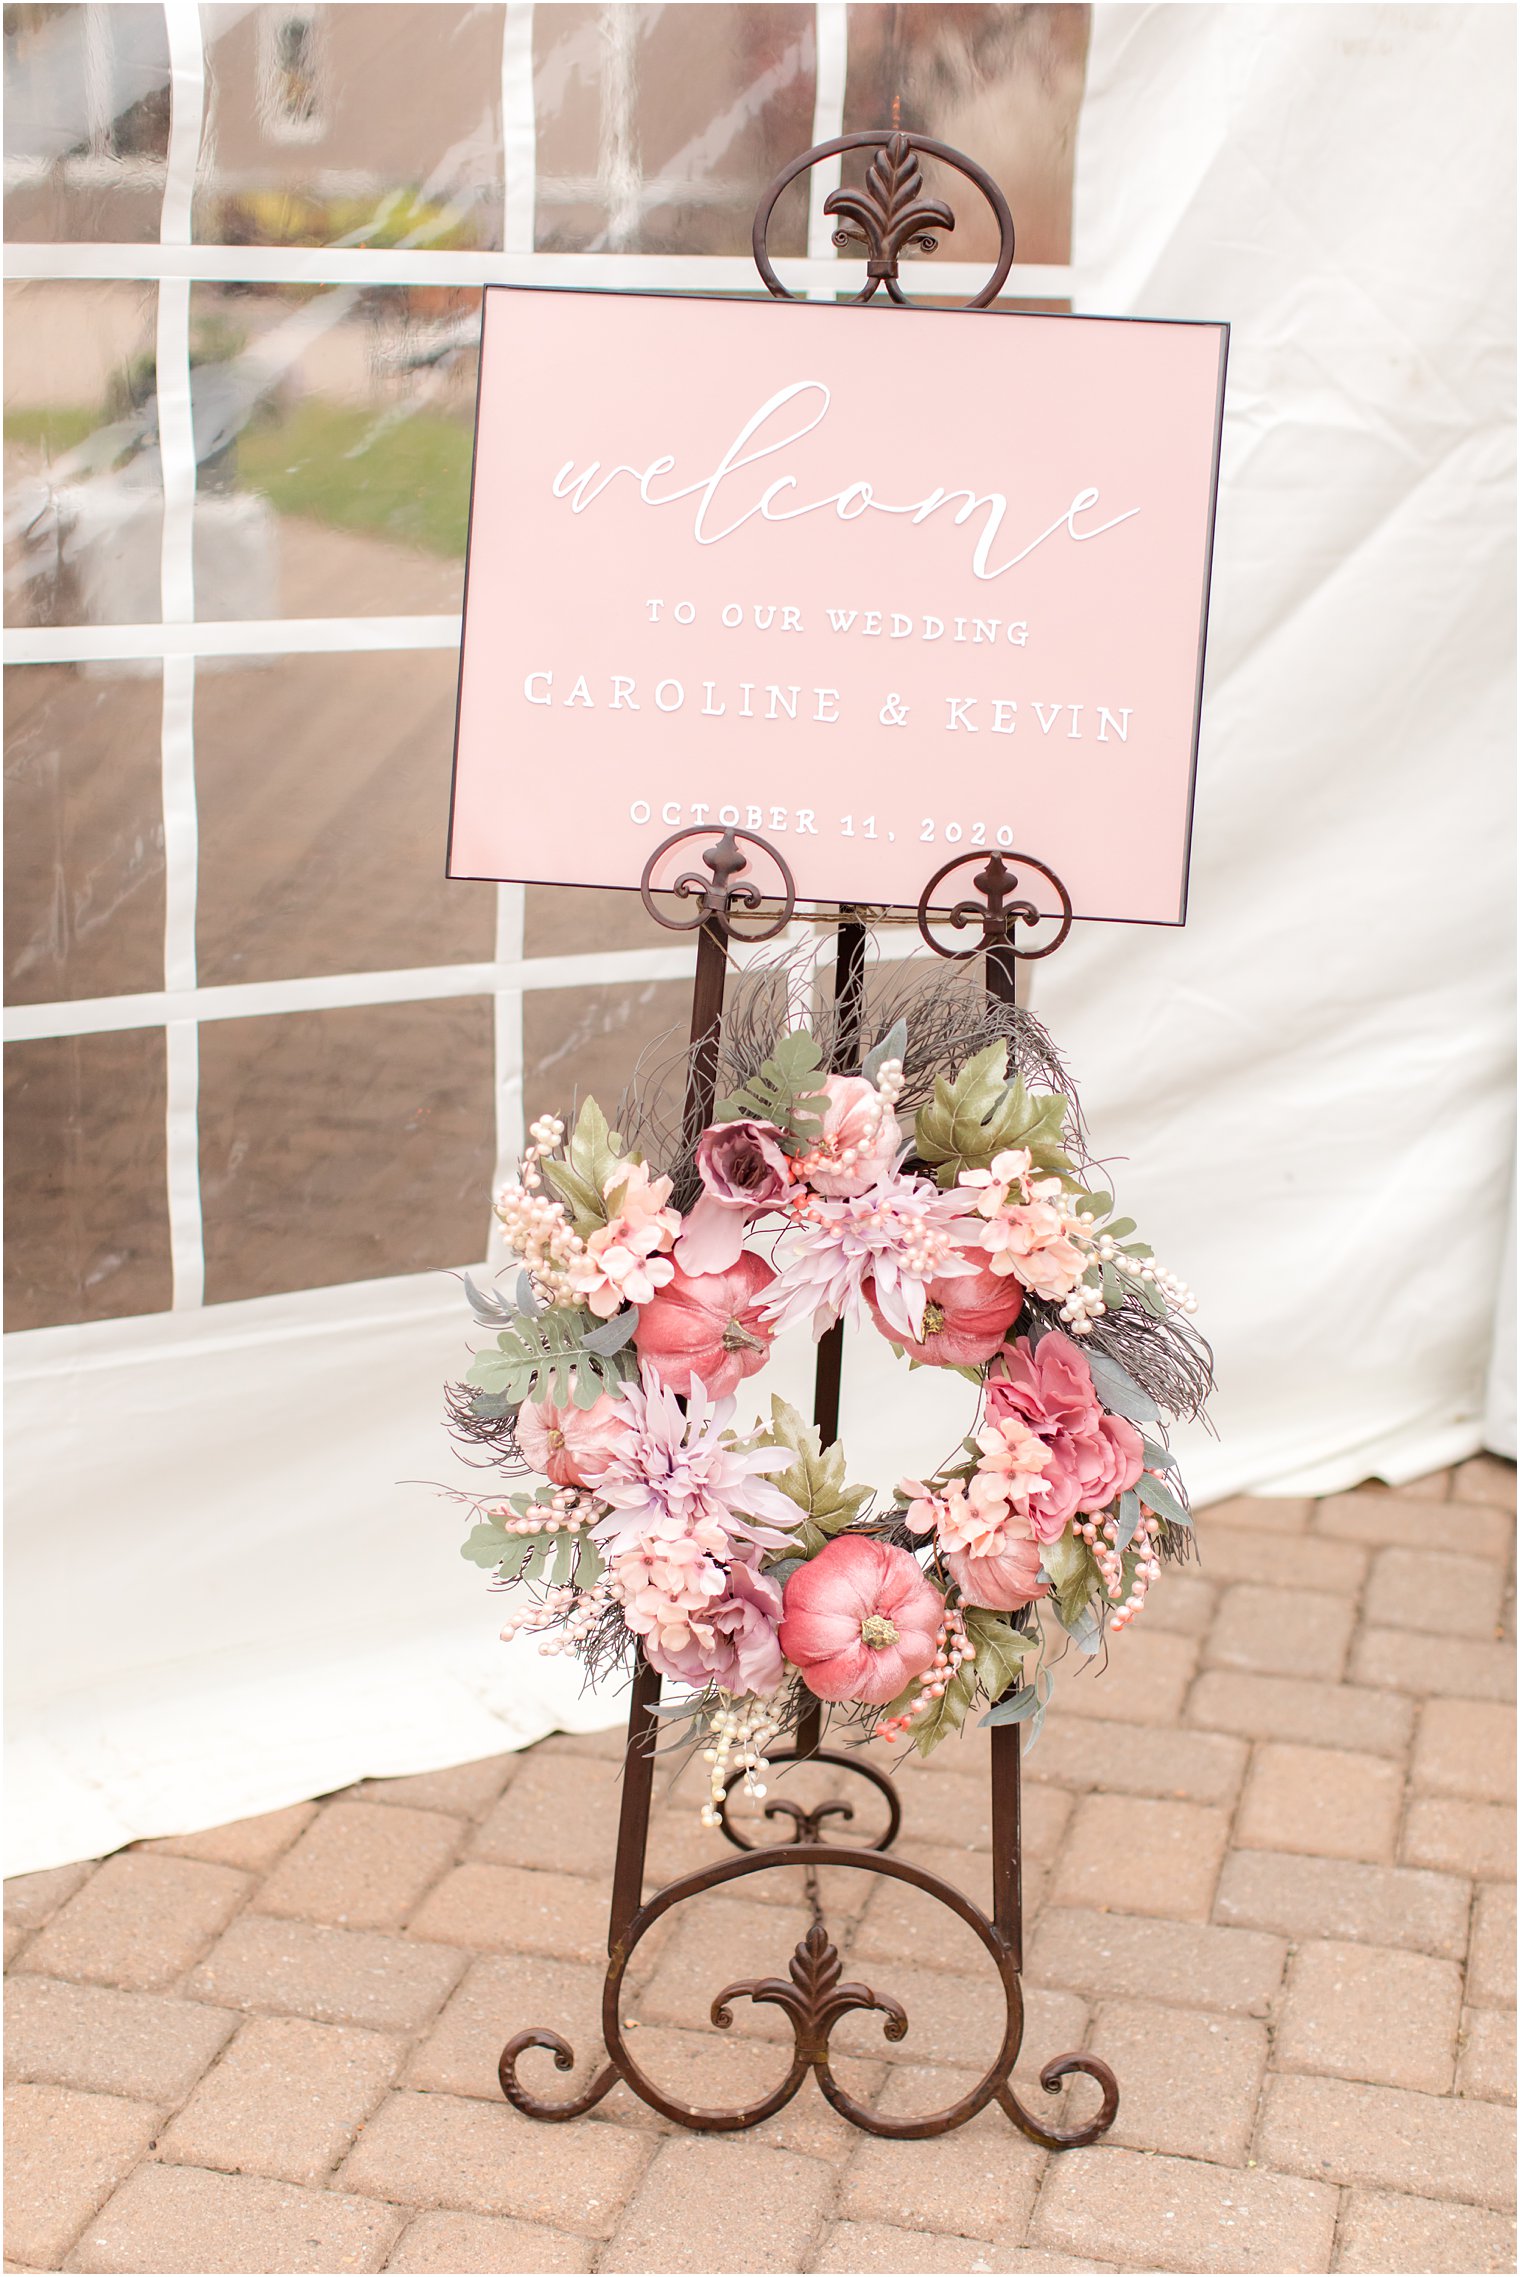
[591,1365,799,1562]
[764,1172,981,1343]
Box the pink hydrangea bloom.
[640,1559,784,1693]
[570,1161,682,1319]
[515,1391,629,1488]
[611,1535,728,1658]
[986,1331,1144,1520]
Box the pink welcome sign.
[448,288,1227,923]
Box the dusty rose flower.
[798,1076,903,1198]
[865,1254,1023,1366]
[515,1391,629,1487]
[633,1252,776,1400]
[986,1332,1144,1520]
[676,1120,792,1276]
[643,1558,785,1693]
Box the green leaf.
[962,1607,1035,1704]
[715,1029,830,1151]
[460,1521,510,1568]
[908,1656,978,1758]
[1141,1436,1179,1474]
[914,1046,1074,1187]
[539,1098,630,1236]
[466,1309,637,1412]
[1081,1345,1161,1424]
[1106,1216,1137,1240]
[1138,1470,1193,1529]
[468,1388,517,1420]
[1100,1262,1126,1311]
[549,1531,578,1587]
[1115,1487,1141,1552]
[1076,1190,1113,1220]
[764,1554,806,1591]
[980,1685,1042,1726]
[1039,1532,1102,1628]
[862,1018,908,1084]
[757,1396,872,1556]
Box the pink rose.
[802,1076,902,1199]
[643,1559,785,1693]
[986,1332,1144,1518]
[675,1120,792,1275]
[516,1391,629,1487]
[633,1252,776,1400]
[944,1535,1048,1612]
[865,1255,1023,1367]
[780,1535,944,1706]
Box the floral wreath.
[446,979,1210,1825]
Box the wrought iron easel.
[499,130,1119,2148]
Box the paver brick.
[834,2065,1044,2240]
[1031,2142,1338,2272]
[1024,1717,1247,1806]
[1352,1625,1516,1700]
[533,1724,630,1762]
[596,2025,884,2165]
[186,1914,465,2031]
[1234,1742,1403,1863]
[1274,1939,1463,2092]
[1050,1794,1230,1919]
[827,1967,1082,2080]
[472,1754,621,1879]
[1185,1670,1413,1757]
[598,2135,832,2272]
[407,1862,612,1967]
[1468,1883,1516,2007]
[1258,2071,1517,2206]
[253,1802,460,1929]
[14,1854,249,1992]
[1027,1907,1286,2016]
[2,2083,161,2270]
[1386,1467,1456,1498]
[157,2014,402,2183]
[385,2209,594,2272]
[1413,1698,1516,1801]
[407,1952,606,2103]
[1457,2006,1516,2103]
[1453,1455,1518,1508]
[353,1754,516,1816]
[1316,1490,1512,1561]
[1047,1627,1197,1726]
[141,1803,319,1873]
[69,2161,403,2274]
[1203,1583,1354,1680]
[3,1865,94,1948]
[1198,1493,1313,1534]
[1364,1547,1505,1637]
[338,2088,649,2234]
[1087,1998,1266,2161]
[633,1895,817,2045]
[4,1975,236,2102]
[812,2221,1023,2272]
[883,1766,1071,1856]
[1214,1850,1470,1957]
[1195,1527,1369,1593]
[1402,1797,1516,1879]
[848,1843,999,1972]
[1335,2185,1516,2273]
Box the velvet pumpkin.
[631,1251,776,1400]
[779,1535,944,1705]
[863,1256,1023,1367]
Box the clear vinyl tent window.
[3,0,1089,1335]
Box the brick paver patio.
[5,1464,1515,2275]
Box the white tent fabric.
[6,2,1514,1875]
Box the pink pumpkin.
[944,1538,1048,1612]
[780,1535,945,1705]
[631,1251,776,1400]
[864,1256,1023,1367]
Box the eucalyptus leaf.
[582,1308,639,1357]
[980,1686,1042,1726]
[468,1388,518,1421]
[1106,1217,1137,1240]
[1081,1344,1161,1424]
[1138,1470,1193,1529]
[1141,1436,1179,1474]
[764,1554,807,1591]
[462,1273,515,1328]
[1100,1263,1126,1311]
[862,1018,908,1084]
[1115,1487,1141,1552]
[515,1269,542,1317]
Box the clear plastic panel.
[3,3,172,243]
[842,4,1089,268]
[522,975,692,1140]
[5,661,166,1005]
[194,651,494,986]
[5,1029,172,1330]
[3,279,164,627]
[197,997,494,1302]
[188,281,477,617]
[195,3,508,252]
[533,3,816,255]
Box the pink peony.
[986,1332,1144,1520]
[944,1535,1048,1612]
[633,1252,776,1401]
[641,1559,785,1694]
[798,1076,903,1198]
[515,1391,629,1488]
[864,1254,1023,1366]
[676,1120,792,1276]
[780,1535,945,1706]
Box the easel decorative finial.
[752,128,1016,306]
